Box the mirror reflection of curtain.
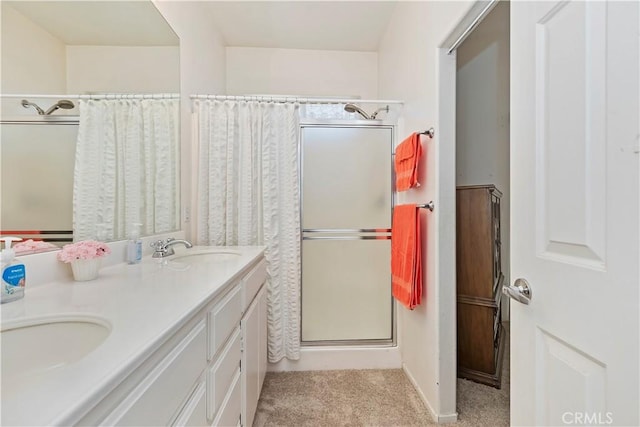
[73,98,180,241]
[194,99,301,362]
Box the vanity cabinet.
[205,287,243,426]
[241,286,267,427]
[99,320,209,426]
[79,257,268,427]
[240,260,268,427]
[173,382,207,426]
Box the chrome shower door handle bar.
[502,278,532,305]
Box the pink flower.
[57,240,111,263]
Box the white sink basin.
[170,248,242,264]
[1,315,111,396]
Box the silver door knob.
[502,278,532,305]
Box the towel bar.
[417,201,435,211]
[392,128,434,156]
[418,128,435,138]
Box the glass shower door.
[301,125,393,344]
[1,120,78,244]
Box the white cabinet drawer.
[212,369,241,427]
[208,285,242,360]
[207,327,241,420]
[104,320,207,426]
[242,260,267,312]
[172,382,206,427]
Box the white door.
[509,1,639,426]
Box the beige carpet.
[254,330,509,427]
[455,327,510,427]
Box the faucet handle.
[150,240,165,251]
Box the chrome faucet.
[150,238,193,258]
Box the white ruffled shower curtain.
[73,98,180,241]
[194,99,301,362]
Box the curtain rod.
[190,94,404,105]
[1,93,179,100]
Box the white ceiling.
[7,1,396,51]
[6,1,178,46]
[206,1,398,52]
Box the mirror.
[0,1,180,254]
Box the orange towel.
[391,204,422,310]
[395,133,423,191]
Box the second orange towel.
[391,204,422,310]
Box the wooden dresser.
[456,185,505,388]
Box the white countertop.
[1,246,266,426]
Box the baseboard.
[402,363,459,424]
[268,345,402,372]
[437,412,459,424]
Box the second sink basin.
[169,247,242,264]
[1,315,111,397]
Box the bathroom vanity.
[0,246,267,427]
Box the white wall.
[378,1,474,422]
[66,46,179,94]
[152,1,226,241]
[1,3,66,95]
[226,47,378,99]
[456,1,510,318]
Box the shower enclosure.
[300,122,394,345]
[0,116,78,244]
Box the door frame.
[435,0,500,419]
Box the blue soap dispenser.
[1,236,26,303]
[127,223,143,264]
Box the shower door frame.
[299,119,397,347]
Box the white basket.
[70,258,101,282]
